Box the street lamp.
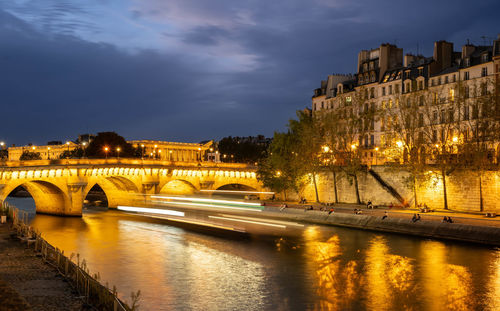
[66,141,70,153]
[47,147,51,160]
[169,150,173,161]
[374,147,379,165]
[104,146,109,159]
[158,149,162,160]
[116,147,121,159]
[82,142,87,158]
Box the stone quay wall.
[262,207,500,246]
[297,166,500,213]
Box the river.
[6,197,500,311]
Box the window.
[438,77,442,85]
[388,99,393,108]
[364,136,369,147]
[346,96,352,104]
[431,79,435,86]
[370,87,375,99]
[464,86,469,98]
[481,53,488,63]
[464,106,469,120]
[449,89,455,102]
[433,111,438,124]
[382,87,386,96]
[395,84,400,94]
[359,76,364,84]
[440,110,446,123]
[363,63,368,71]
[481,67,488,77]
[472,105,479,119]
[464,58,470,67]
[370,135,375,146]
[464,71,469,80]
[481,83,488,96]
[448,109,454,122]
[418,68,423,76]
[321,102,324,109]
[419,95,424,106]
[418,80,423,90]
[452,75,456,82]
[389,85,393,95]
[418,113,423,127]
[432,130,437,143]
[445,76,449,84]
[382,101,386,109]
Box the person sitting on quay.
[412,213,421,222]
[367,201,373,209]
[328,208,334,215]
[447,216,453,223]
[382,211,388,220]
[279,203,288,211]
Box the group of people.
[411,213,421,222]
[442,216,454,223]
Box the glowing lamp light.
[452,136,458,142]
[435,144,439,148]
[396,141,403,148]
[351,144,357,150]
[276,170,282,177]
[375,147,379,151]
[322,146,330,152]
[32,146,36,150]
[66,141,70,145]
[104,147,109,151]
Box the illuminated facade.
[128,140,213,162]
[313,35,500,164]
[8,142,78,161]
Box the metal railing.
[3,202,138,311]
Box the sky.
[0,0,499,146]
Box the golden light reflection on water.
[365,236,415,311]
[486,251,500,311]
[420,241,476,310]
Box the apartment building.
[312,35,500,164]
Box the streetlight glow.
[452,136,458,142]
[396,141,403,148]
[322,146,330,153]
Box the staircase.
[368,169,405,204]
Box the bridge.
[0,159,263,216]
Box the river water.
[6,197,500,311]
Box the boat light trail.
[199,190,275,195]
[117,206,185,217]
[219,214,304,227]
[150,195,262,206]
[159,201,263,212]
[209,215,286,229]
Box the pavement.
[0,223,86,311]
[262,200,500,228]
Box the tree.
[257,131,302,200]
[59,147,84,159]
[85,132,136,158]
[20,151,42,161]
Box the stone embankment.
[0,224,86,311]
[261,205,500,246]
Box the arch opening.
[214,183,258,199]
[159,180,197,195]
[84,184,108,207]
[3,181,69,215]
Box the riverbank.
[260,202,500,246]
[0,223,86,310]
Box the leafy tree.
[257,131,302,200]
[0,150,7,160]
[20,151,42,160]
[59,147,84,159]
[218,136,269,163]
[86,132,136,158]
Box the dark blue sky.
[1,0,499,145]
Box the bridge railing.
[0,158,257,169]
[3,202,138,311]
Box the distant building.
[128,140,213,161]
[8,141,78,161]
[312,35,500,164]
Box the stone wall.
[297,166,500,213]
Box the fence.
[2,202,138,311]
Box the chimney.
[462,44,475,59]
[357,50,369,73]
[379,44,403,81]
[430,40,454,75]
[404,54,416,67]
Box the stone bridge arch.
[83,176,141,208]
[158,179,198,195]
[1,180,73,216]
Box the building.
[8,141,78,161]
[312,35,500,165]
[128,140,213,162]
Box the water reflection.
[6,197,500,311]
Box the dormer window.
[359,76,364,84]
[481,53,489,63]
[363,63,368,71]
[369,61,374,70]
[464,58,470,67]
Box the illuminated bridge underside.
[0,159,262,216]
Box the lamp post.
[82,142,87,158]
[47,147,51,160]
[66,141,70,153]
[169,150,172,161]
[141,144,145,159]
[116,147,121,159]
[104,147,109,159]
[374,147,379,165]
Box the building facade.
[313,35,500,165]
[128,140,213,162]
